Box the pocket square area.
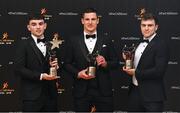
[102,44,107,47]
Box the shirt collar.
[84,31,97,39]
[31,34,45,44]
[143,33,156,42]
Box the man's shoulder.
[154,34,168,44]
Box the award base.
[125,60,133,69]
[87,66,96,77]
[50,67,60,78]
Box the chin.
[144,35,150,38]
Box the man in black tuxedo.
[14,13,59,111]
[64,8,118,112]
[123,13,169,112]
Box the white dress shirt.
[133,33,156,86]
[84,32,97,54]
[31,34,46,57]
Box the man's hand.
[42,73,59,80]
[49,58,59,69]
[122,53,126,60]
[122,66,135,76]
[96,55,107,68]
[77,68,95,80]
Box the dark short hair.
[27,13,45,24]
[141,13,158,25]
[81,8,98,18]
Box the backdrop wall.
[0,0,179,112]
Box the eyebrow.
[30,21,44,25]
[141,24,154,26]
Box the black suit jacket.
[65,33,118,98]
[14,36,57,101]
[132,35,169,102]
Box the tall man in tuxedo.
[14,13,59,111]
[123,13,169,112]
[64,8,118,112]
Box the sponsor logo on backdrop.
[121,85,129,89]
[58,12,78,16]
[21,36,28,40]
[168,61,178,65]
[9,61,13,65]
[8,12,28,15]
[56,82,65,94]
[171,86,180,90]
[0,32,14,45]
[121,36,140,41]
[0,82,15,95]
[171,36,180,40]
[41,8,52,20]
[90,105,96,112]
[135,8,146,20]
[159,11,179,16]
[108,12,128,16]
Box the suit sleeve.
[14,39,41,81]
[64,38,79,78]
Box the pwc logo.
[134,8,146,20]
[0,81,15,95]
[0,32,14,45]
[40,8,52,20]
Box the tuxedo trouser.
[22,92,58,112]
[74,89,113,112]
[128,84,164,112]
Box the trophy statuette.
[122,44,135,69]
[46,33,64,78]
[86,51,99,77]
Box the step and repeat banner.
[0,0,179,112]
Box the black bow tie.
[86,34,96,39]
[37,38,46,43]
[140,39,149,43]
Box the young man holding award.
[14,13,59,111]
[122,13,169,112]
[64,8,118,112]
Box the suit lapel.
[28,37,44,65]
[92,34,103,54]
[78,34,89,61]
[138,36,157,66]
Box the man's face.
[81,12,99,34]
[27,19,47,38]
[141,19,158,38]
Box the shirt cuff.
[40,73,44,80]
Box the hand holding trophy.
[86,51,99,77]
[49,50,59,77]
[122,44,135,69]
[46,33,64,78]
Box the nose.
[144,25,149,30]
[37,25,40,28]
[89,20,92,24]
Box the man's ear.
[27,25,30,31]
[81,18,84,25]
[155,25,158,31]
[97,18,99,24]
[44,23,47,30]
